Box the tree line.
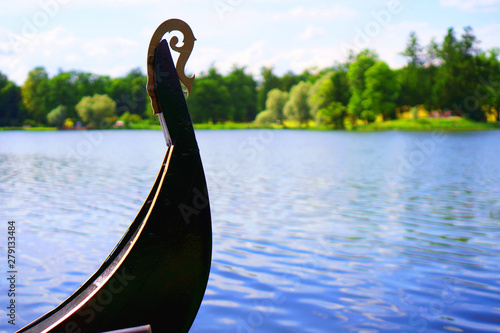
[256,26,500,128]
[0,67,149,128]
[0,26,499,128]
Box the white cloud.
[385,21,442,46]
[187,40,269,78]
[1,1,499,87]
[439,0,500,12]
[80,0,160,4]
[273,5,357,21]
[83,38,137,57]
[476,23,500,50]
[298,25,326,40]
[270,46,341,74]
[187,46,225,74]
[226,40,268,65]
[182,40,338,80]
[0,26,140,84]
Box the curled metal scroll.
[147,19,196,114]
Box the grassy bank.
[0,126,57,131]
[194,118,500,131]
[353,118,500,131]
[194,122,265,130]
[2,118,499,132]
[195,120,331,130]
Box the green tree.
[255,88,289,125]
[225,66,257,121]
[433,27,485,121]
[107,68,147,116]
[265,88,288,122]
[255,110,278,125]
[279,69,314,91]
[187,67,233,123]
[0,72,22,126]
[257,67,281,112]
[39,70,112,122]
[46,105,68,128]
[21,67,50,123]
[330,69,351,106]
[76,94,116,128]
[46,71,80,119]
[401,31,424,66]
[279,71,301,92]
[309,69,350,118]
[284,81,312,125]
[309,72,334,118]
[315,102,347,129]
[347,50,378,122]
[397,32,435,108]
[75,72,110,99]
[362,61,400,121]
[397,66,436,108]
[477,48,500,121]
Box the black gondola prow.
[17,19,212,333]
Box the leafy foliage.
[315,102,347,129]
[309,70,350,120]
[265,89,289,122]
[187,67,233,123]
[401,31,424,67]
[0,72,22,126]
[255,110,278,125]
[347,50,378,121]
[284,81,312,125]
[21,67,50,123]
[107,68,147,116]
[225,66,257,121]
[47,105,68,128]
[362,61,400,121]
[255,88,289,125]
[76,94,116,128]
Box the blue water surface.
[0,129,500,333]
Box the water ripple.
[1,130,500,332]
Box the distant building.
[429,110,452,118]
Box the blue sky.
[0,0,499,85]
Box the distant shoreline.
[2,118,499,132]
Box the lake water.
[1,129,500,333]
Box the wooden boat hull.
[18,31,211,333]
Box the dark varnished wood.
[17,21,211,333]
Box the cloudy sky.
[0,0,499,85]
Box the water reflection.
[0,129,499,332]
